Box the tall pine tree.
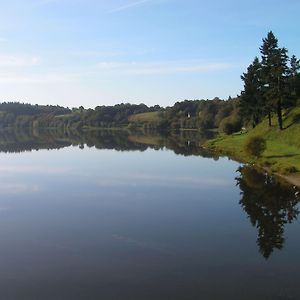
[260,31,289,130]
[288,55,300,101]
[240,57,265,128]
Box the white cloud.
[71,48,156,58]
[0,59,232,85]
[95,60,233,75]
[0,72,81,84]
[0,54,41,67]
[35,0,60,6]
[108,0,153,13]
[71,50,125,57]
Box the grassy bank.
[205,106,300,184]
[128,111,163,123]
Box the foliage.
[206,106,300,174]
[219,113,242,135]
[244,136,266,157]
[240,57,265,128]
[0,98,241,132]
[160,97,239,131]
[240,31,299,130]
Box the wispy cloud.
[71,50,125,58]
[71,47,156,58]
[35,0,60,6]
[0,54,41,67]
[0,72,80,84]
[95,60,233,75]
[108,0,153,13]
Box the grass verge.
[205,107,300,186]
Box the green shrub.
[219,114,242,135]
[220,121,234,135]
[244,136,266,157]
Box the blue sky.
[0,0,299,108]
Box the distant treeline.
[0,102,161,130]
[162,97,241,134]
[0,98,241,133]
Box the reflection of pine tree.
[236,166,299,259]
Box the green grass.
[128,111,162,123]
[205,106,300,176]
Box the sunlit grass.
[128,111,162,123]
[206,106,300,175]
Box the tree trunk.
[268,112,272,127]
[277,99,283,130]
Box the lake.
[0,129,299,300]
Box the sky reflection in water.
[0,131,298,300]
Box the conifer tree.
[260,31,289,130]
[240,57,265,128]
[260,31,278,126]
[288,55,300,100]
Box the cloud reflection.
[97,173,232,188]
[0,183,40,194]
[0,165,71,175]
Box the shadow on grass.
[284,113,300,129]
[266,154,298,158]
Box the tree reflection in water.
[1,128,300,260]
[236,166,300,259]
[0,128,218,159]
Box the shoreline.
[277,173,300,188]
[203,143,300,189]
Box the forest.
[0,98,241,133]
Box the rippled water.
[0,130,299,300]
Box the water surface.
[0,130,299,300]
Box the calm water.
[0,130,299,300]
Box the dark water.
[0,129,299,300]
